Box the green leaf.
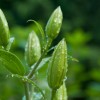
[68,55,79,62]
[11,74,45,100]
[27,20,46,52]
[28,20,44,37]
[0,49,25,75]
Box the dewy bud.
[0,9,10,46]
[55,82,68,100]
[25,31,41,66]
[47,39,67,89]
[45,6,63,40]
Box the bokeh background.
[0,0,100,100]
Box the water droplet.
[10,37,15,43]
[24,76,28,79]
[22,78,24,81]
[6,75,9,78]
[5,23,7,27]
[1,46,4,49]
[63,76,67,82]
[32,92,42,99]
[54,17,61,25]
[62,51,64,54]
[54,18,57,23]
[11,74,14,77]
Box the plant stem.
[27,51,45,78]
[27,38,52,79]
[24,82,30,100]
[51,89,57,100]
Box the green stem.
[51,89,57,100]
[27,52,45,78]
[27,38,52,79]
[24,82,30,100]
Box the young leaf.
[10,74,45,100]
[68,55,79,62]
[27,20,46,52]
[0,49,25,75]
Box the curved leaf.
[68,55,79,62]
[0,49,25,75]
[11,74,45,100]
[27,20,46,52]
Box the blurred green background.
[0,0,100,100]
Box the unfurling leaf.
[27,20,46,52]
[0,49,25,75]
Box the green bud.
[25,31,41,66]
[55,82,68,100]
[47,39,67,89]
[45,6,63,40]
[0,9,10,46]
